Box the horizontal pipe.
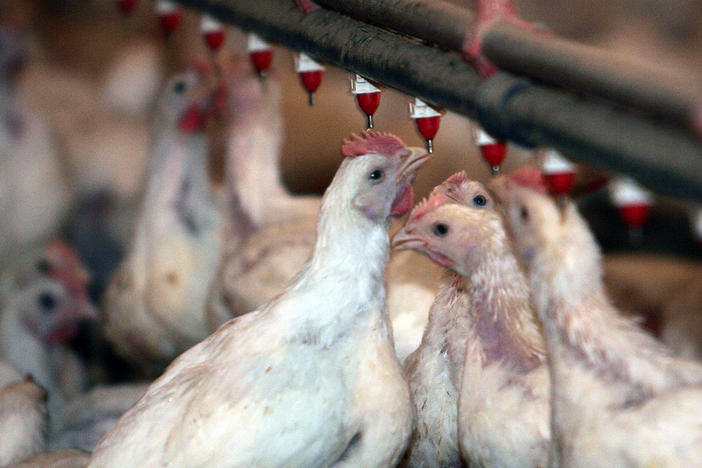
[312,0,473,51]
[294,0,702,134]
[476,73,702,202]
[174,0,702,203]
[482,22,702,131]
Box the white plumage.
[0,362,48,468]
[89,133,426,467]
[496,172,702,467]
[102,69,224,369]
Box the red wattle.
[617,203,652,229]
[204,30,225,51]
[159,12,182,37]
[544,171,576,196]
[250,50,273,73]
[356,92,381,116]
[178,106,208,133]
[46,323,79,344]
[415,116,440,140]
[391,184,414,217]
[116,0,138,15]
[300,70,323,93]
[479,142,507,166]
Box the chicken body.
[0,27,70,260]
[102,70,223,369]
[0,362,48,468]
[400,272,469,468]
[208,62,440,358]
[394,179,549,468]
[495,174,702,467]
[89,132,425,468]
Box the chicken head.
[154,65,215,134]
[341,131,429,222]
[392,180,504,275]
[3,241,96,345]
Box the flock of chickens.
[2,8,702,468]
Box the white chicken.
[493,169,702,467]
[102,67,224,370]
[0,362,48,468]
[0,24,71,260]
[89,131,426,468]
[394,173,549,468]
[207,58,441,359]
[0,241,95,412]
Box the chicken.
[102,68,224,370]
[492,169,702,467]
[207,59,441,358]
[89,131,426,468]
[393,173,549,468]
[0,241,95,412]
[50,382,149,452]
[12,449,89,468]
[205,58,321,328]
[0,25,71,260]
[218,56,321,231]
[0,363,48,468]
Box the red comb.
[408,192,449,224]
[341,131,406,157]
[506,166,547,193]
[441,171,469,190]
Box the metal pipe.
[174,0,702,203]
[476,73,702,202]
[293,0,702,133]
[481,22,702,131]
[312,0,473,51]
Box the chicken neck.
[224,97,319,232]
[280,163,391,348]
[464,248,545,374]
[531,205,702,410]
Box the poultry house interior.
[1,0,702,466]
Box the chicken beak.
[391,228,426,251]
[398,147,430,180]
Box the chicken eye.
[173,80,187,94]
[38,292,57,312]
[520,206,529,222]
[369,169,384,181]
[472,194,487,207]
[432,223,449,237]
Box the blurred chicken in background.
[0,241,95,414]
[102,67,223,374]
